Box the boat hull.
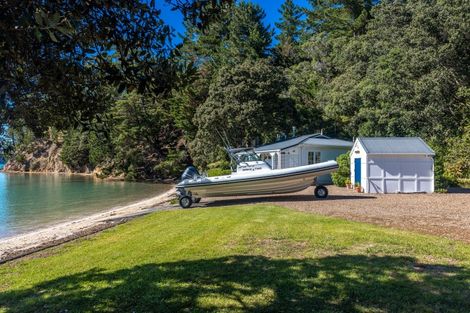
[177,161,338,197]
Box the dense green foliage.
[206,168,232,177]
[59,92,186,180]
[206,160,232,176]
[0,1,175,134]
[1,205,470,312]
[191,59,294,166]
[331,153,351,187]
[3,0,469,184]
[60,129,90,171]
[444,126,470,181]
[274,0,304,66]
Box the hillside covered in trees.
[1,0,469,187]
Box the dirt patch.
[201,186,470,243]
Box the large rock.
[3,140,74,173]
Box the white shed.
[351,137,435,193]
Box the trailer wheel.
[314,186,328,199]
[179,196,193,208]
[194,197,201,203]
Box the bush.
[154,150,188,179]
[207,168,232,177]
[444,126,470,181]
[125,164,138,181]
[429,141,455,190]
[331,153,350,187]
[14,153,26,163]
[60,129,89,170]
[457,178,470,188]
[88,132,111,167]
[207,160,231,170]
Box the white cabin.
[351,137,435,193]
[255,133,352,184]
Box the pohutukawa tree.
[0,0,174,134]
[190,59,295,167]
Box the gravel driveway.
[201,186,470,243]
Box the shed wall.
[350,140,368,190]
[367,155,434,193]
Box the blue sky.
[159,0,311,44]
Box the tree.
[444,125,470,181]
[178,1,272,69]
[320,0,469,140]
[170,1,274,164]
[305,0,372,37]
[165,0,234,30]
[61,128,90,171]
[223,2,273,64]
[1,1,174,133]
[110,92,181,180]
[274,0,304,66]
[190,59,294,167]
[284,60,328,134]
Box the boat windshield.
[234,150,261,163]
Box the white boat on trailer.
[176,148,339,208]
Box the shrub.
[207,168,232,177]
[60,128,89,170]
[154,150,188,179]
[444,126,470,181]
[14,153,26,163]
[207,160,231,170]
[331,153,350,187]
[457,178,470,188]
[429,141,455,189]
[88,132,111,167]
[125,164,138,181]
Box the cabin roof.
[255,133,352,153]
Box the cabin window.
[308,151,321,164]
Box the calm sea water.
[0,173,171,238]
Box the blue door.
[354,158,361,184]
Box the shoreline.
[0,188,176,263]
[0,170,176,183]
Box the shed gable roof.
[357,137,435,155]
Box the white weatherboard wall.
[366,155,434,193]
[351,139,434,193]
[255,134,353,185]
[350,140,368,189]
[282,145,350,184]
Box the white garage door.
[367,157,434,193]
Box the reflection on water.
[0,173,171,238]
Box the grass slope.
[1,205,469,313]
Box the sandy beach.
[0,187,176,263]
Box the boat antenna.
[215,128,230,150]
[215,128,239,170]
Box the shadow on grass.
[1,255,469,312]
[204,194,376,207]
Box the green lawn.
[1,205,469,313]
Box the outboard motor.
[181,166,200,181]
[177,166,201,209]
